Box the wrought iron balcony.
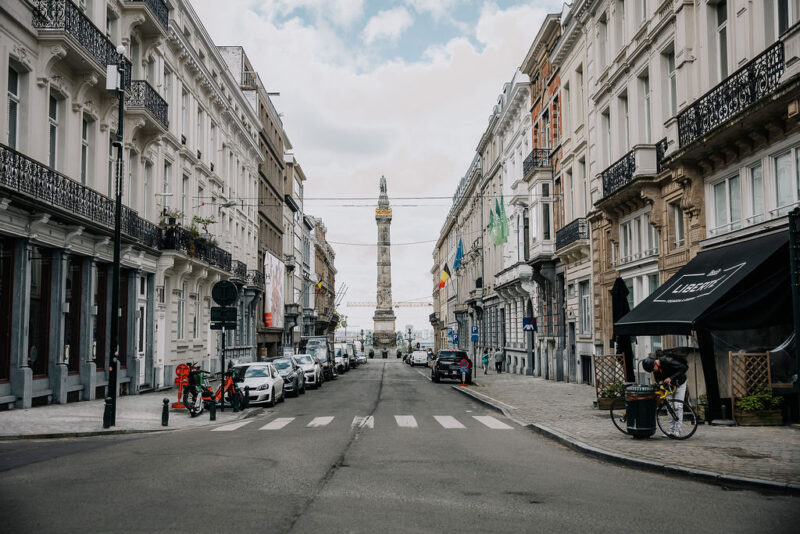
[247,269,265,289]
[160,226,232,271]
[601,151,636,198]
[0,143,160,247]
[126,80,168,130]
[125,0,169,32]
[232,260,247,280]
[601,139,668,198]
[678,41,784,148]
[33,0,132,91]
[522,149,551,178]
[555,218,589,251]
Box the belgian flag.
[438,264,451,289]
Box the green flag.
[500,194,509,242]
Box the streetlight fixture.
[103,44,127,428]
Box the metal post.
[788,208,800,422]
[220,325,226,412]
[107,54,125,427]
[161,398,169,427]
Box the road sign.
[211,306,237,322]
[471,325,479,342]
[447,327,454,339]
[212,280,238,306]
[210,322,236,330]
[452,334,459,345]
[522,317,536,332]
[459,359,470,370]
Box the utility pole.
[104,44,127,427]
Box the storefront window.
[0,239,12,382]
[64,257,82,374]
[29,247,51,377]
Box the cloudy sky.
[190,0,561,333]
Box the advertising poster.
[264,251,285,329]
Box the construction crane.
[347,301,432,308]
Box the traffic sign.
[447,327,454,339]
[212,280,238,306]
[471,325,479,342]
[459,358,470,370]
[211,306,237,322]
[452,333,459,345]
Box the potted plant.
[694,394,708,422]
[734,387,783,426]
[161,208,184,226]
[597,381,626,410]
[192,215,216,242]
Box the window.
[619,92,629,151]
[7,67,19,149]
[639,0,647,23]
[181,175,188,222]
[777,0,791,35]
[671,204,685,247]
[716,1,729,81]
[749,163,764,224]
[177,282,186,339]
[80,116,91,184]
[617,0,626,49]
[576,66,584,123]
[579,280,591,334]
[711,175,741,235]
[196,108,203,156]
[107,133,115,196]
[138,305,145,353]
[181,87,189,138]
[48,92,59,168]
[639,69,651,143]
[163,68,171,103]
[143,162,152,220]
[599,14,608,68]
[602,108,611,165]
[619,211,659,264]
[542,202,551,240]
[665,49,677,118]
[162,161,171,211]
[192,297,199,338]
[563,83,570,134]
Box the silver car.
[292,354,323,389]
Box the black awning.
[614,230,790,336]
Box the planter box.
[597,397,620,410]
[734,409,782,426]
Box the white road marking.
[472,415,513,429]
[211,421,252,432]
[415,369,432,382]
[351,416,374,429]
[433,415,466,429]
[307,416,334,427]
[260,417,294,430]
[394,415,418,428]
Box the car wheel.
[432,373,440,383]
[279,388,286,403]
[267,388,276,408]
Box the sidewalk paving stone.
[460,371,800,487]
[0,389,264,439]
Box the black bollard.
[209,398,216,421]
[243,387,250,409]
[161,398,169,427]
[232,391,240,413]
[103,397,113,429]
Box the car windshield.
[273,359,291,370]
[438,351,467,360]
[295,355,312,364]
[238,366,269,378]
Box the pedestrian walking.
[494,347,503,373]
[481,350,490,375]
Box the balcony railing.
[160,226,232,271]
[601,150,636,197]
[33,0,132,91]
[0,143,160,247]
[241,70,262,90]
[247,269,265,289]
[126,80,168,129]
[677,41,785,148]
[555,218,589,251]
[523,149,551,178]
[232,260,247,280]
[126,0,169,32]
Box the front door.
[568,323,576,382]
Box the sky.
[190,0,562,333]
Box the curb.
[450,385,800,496]
[0,406,266,441]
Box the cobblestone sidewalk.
[0,389,263,439]
[461,372,800,488]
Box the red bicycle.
[183,363,244,417]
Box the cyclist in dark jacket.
[642,354,689,436]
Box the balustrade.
[160,226,232,271]
[126,0,169,31]
[555,218,589,251]
[522,149,551,178]
[233,260,248,280]
[126,81,169,129]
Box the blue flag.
[453,238,464,270]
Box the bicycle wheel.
[183,387,202,417]
[609,397,629,435]
[656,399,697,440]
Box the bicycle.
[183,363,245,417]
[609,383,698,440]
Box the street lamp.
[104,44,127,428]
[360,329,365,352]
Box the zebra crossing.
[210,414,514,432]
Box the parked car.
[348,350,358,368]
[410,350,428,366]
[270,357,306,397]
[334,352,347,374]
[431,350,472,384]
[293,354,322,389]
[306,339,335,380]
[232,362,284,407]
[356,352,367,365]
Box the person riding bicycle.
[642,353,689,436]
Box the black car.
[431,350,472,384]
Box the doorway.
[568,322,576,382]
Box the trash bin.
[369,349,374,359]
[625,384,656,439]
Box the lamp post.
[105,45,127,427]
[360,329,365,352]
[407,327,413,352]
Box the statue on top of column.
[380,175,387,194]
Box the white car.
[410,350,428,366]
[233,362,284,407]
[292,354,322,389]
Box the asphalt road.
[0,360,797,533]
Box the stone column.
[79,257,96,400]
[145,272,155,388]
[10,239,32,408]
[373,176,396,349]
[125,270,141,393]
[49,249,68,404]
